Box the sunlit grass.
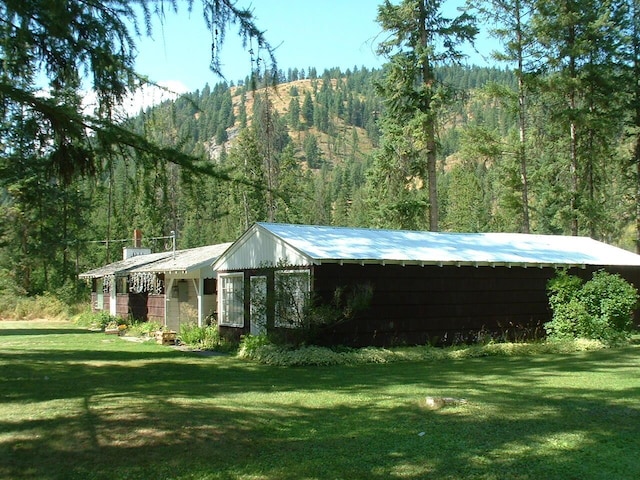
[1,320,639,480]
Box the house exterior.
[80,243,231,329]
[128,243,232,330]
[211,222,640,346]
[79,251,173,319]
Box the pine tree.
[302,91,314,126]
[471,0,535,233]
[531,0,629,237]
[374,0,477,231]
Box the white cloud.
[81,80,190,119]
[122,80,190,115]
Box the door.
[250,275,267,335]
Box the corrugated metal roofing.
[79,243,233,279]
[132,243,232,274]
[249,223,640,268]
[78,251,174,279]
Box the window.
[218,273,244,327]
[275,270,310,328]
[203,278,216,295]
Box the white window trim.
[218,273,245,327]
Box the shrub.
[236,338,607,367]
[127,320,161,337]
[179,323,229,351]
[545,270,639,344]
[74,310,121,330]
[238,334,271,357]
[580,270,638,332]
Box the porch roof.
[78,251,173,279]
[132,243,232,275]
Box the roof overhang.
[314,258,588,269]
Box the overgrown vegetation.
[267,279,374,346]
[0,276,73,321]
[237,334,606,366]
[126,319,161,337]
[74,310,162,338]
[545,270,639,345]
[179,322,234,351]
[74,310,118,330]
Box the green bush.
[580,270,638,331]
[545,270,639,344]
[74,310,121,330]
[237,334,271,357]
[179,323,230,351]
[127,320,161,337]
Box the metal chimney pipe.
[133,229,142,248]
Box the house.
[80,242,231,329]
[211,222,640,346]
[128,243,232,330]
[79,251,173,319]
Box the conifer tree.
[374,0,477,231]
[531,0,628,236]
[470,0,535,233]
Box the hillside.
[140,65,514,172]
[224,79,378,166]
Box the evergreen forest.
[2,0,640,300]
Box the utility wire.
[77,234,176,245]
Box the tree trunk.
[515,0,530,233]
[419,0,438,231]
[568,23,579,236]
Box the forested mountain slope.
[1,65,634,296]
[74,64,640,273]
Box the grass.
[1,320,639,480]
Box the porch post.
[109,278,117,316]
[193,278,204,327]
[165,278,175,328]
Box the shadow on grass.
[1,386,639,480]
[1,323,639,479]
[0,328,97,336]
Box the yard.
[1,321,639,480]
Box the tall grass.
[0,292,72,320]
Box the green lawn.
[1,321,639,480]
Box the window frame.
[218,272,245,327]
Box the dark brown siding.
[147,294,165,323]
[312,264,554,346]
[311,263,640,347]
[116,294,129,318]
[116,293,148,320]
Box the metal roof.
[79,243,233,279]
[78,251,174,279]
[132,243,232,274]
[248,223,640,268]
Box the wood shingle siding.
[311,264,552,346]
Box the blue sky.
[133,0,497,94]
